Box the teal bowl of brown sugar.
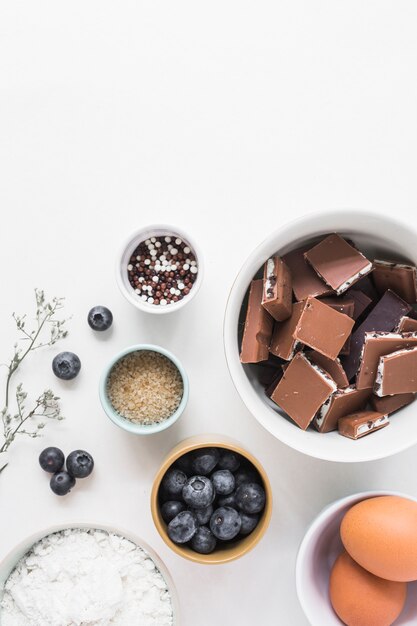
[99,344,189,435]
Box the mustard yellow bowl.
[150,434,273,564]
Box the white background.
[1,2,417,625]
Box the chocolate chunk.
[271,352,337,430]
[345,289,373,321]
[372,260,417,303]
[356,331,417,390]
[265,368,285,398]
[304,234,373,295]
[338,410,389,440]
[370,392,415,415]
[313,386,372,433]
[240,279,274,363]
[397,316,417,332]
[292,297,354,360]
[374,347,417,396]
[353,275,379,302]
[283,244,333,301]
[342,290,412,381]
[269,301,305,360]
[261,257,292,321]
[320,296,355,355]
[308,351,349,389]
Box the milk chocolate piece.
[342,290,412,381]
[356,331,417,389]
[372,260,417,303]
[346,289,373,320]
[371,392,415,415]
[240,279,274,363]
[293,297,354,360]
[320,296,355,355]
[283,244,333,301]
[269,301,305,360]
[261,257,292,321]
[308,351,349,389]
[397,316,417,332]
[374,347,417,396]
[313,386,371,433]
[304,234,373,295]
[271,352,337,430]
[338,410,389,440]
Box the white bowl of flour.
[0,524,179,626]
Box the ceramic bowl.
[116,223,203,314]
[99,344,189,435]
[296,490,417,626]
[150,434,273,564]
[224,210,417,463]
[0,522,180,624]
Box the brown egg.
[330,551,407,626]
[341,496,417,582]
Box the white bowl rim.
[0,521,180,624]
[223,208,417,463]
[295,489,417,626]
[116,223,204,315]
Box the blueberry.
[191,448,220,475]
[192,504,213,525]
[87,306,113,331]
[211,470,235,496]
[39,447,64,473]
[66,450,94,478]
[167,511,197,544]
[240,512,260,536]
[50,471,75,496]
[234,467,260,488]
[182,475,215,509]
[217,450,241,472]
[191,526,217,554]
[217,492,237,508]
[161,469,187,499]
[52,352,81,380]
[161,501,186,524]
[235,482,266,514]
[174,452,193,476]
[210,507,241,541]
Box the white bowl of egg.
[296,490,417,626]
[224,210,417,463]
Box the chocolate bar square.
[313,386,371,433]
[240,279,274,363]
[283,244,333,301]
[356,331,417,389]
[269,301,305,360]
[261,256,292,321]
[373,260,417,303]
[374,347,417,396]
[370,392,415,415]
[338,410,389,440]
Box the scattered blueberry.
[87,306,113,331]
[168,511,197,544]
[192,504,213,525]
[217,492,237,508]
[39,447,64,473]
[235,482,266,514]
[183,475,215,509]
[161,469,188,498]
[50,471,76,496]
[234,467,260,488]
[191,526,217,554]
[210,507,242,541]
[52,352,81,380]
[66,450,94,478]
[161,501,186,524]
[191,448,220,475]
[217,450,240,472]
[211,470,235,496]
[240,512,260,536]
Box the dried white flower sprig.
[0,290,69,474]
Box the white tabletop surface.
[1,2,417,625]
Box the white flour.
[0,529,174,626]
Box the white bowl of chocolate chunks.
[224,210,417,463]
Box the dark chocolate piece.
[240,279,274,363]
[283,244,333,301]
[356,331,417,389]
[271,352,337,430]
[342,290,412,381]
[344,289,373,321]
[261,257,292,321]
[372,260,417,303]
[374,347,417,396]
[304,234,373,295]
[338,410,389,440]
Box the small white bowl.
[296,490,417,626]
[224,210,417,463]
[0,522,180,624]
[116,224,203,314]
